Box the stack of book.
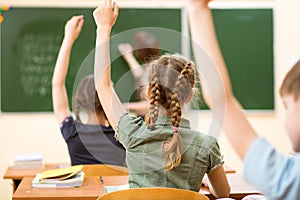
[32,165,85,188]
[11,154,44,169]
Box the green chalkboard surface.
[1,7,181,112]
[1,8,273,112]
[191,9,274,110]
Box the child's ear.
[185,89,194,103]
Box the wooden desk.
[3,164,67,181]
[3,164,68,191]
[13,174,260,200]
[13,176,128,200]
[4,163,234,181]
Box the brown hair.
[73,75,106,123]
[280,60,300,100]
[146,54,195,170]
[133,31,160,63]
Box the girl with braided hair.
[93,0,229,198]
[52,15,125,166]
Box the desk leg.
[12,180,21,193]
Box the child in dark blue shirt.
[52,15,125,166]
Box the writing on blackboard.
[17,31,61,97]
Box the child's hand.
[118,43,133,56]
[64,15,84,43]
[93,0,119,31]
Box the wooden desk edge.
[13,175,261,200]
[3,163,69,180]
[12,176,128,200]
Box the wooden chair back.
[97,187,209,200]
[82,164,128,176]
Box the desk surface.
[4,164,69,180]
[4,164,235,181]
[13,176,127,200]
[13,174,260,200]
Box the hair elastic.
[173,126,179,132]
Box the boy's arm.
[118,43,144,79]
[52,16,84,124]
[93,0,126,130]
[187,0,257,159]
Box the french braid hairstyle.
[73,75,106,123]
[146,54,195,170]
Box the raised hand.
[64,15,84,43]
[118,43,133,56]
[93,0,119,31]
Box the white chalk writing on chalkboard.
[17,31,61,97]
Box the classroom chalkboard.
[0,7,182,112]
[1,7,273,112]
[190,9,274,110]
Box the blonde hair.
[280,60,300,100]
[74,75,106,123]
[146,54,195,170]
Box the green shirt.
[117,113,223,192]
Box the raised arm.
[52,15,84,123]
[93,0,126,129]
[118,43,144,79]
[187,0,257,158]
[118,43,150,116]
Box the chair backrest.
[82,164,128,176]
[97,188,209,200]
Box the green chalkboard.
[1,7,181,112]
[1,8,273,112]
[191,9,274,110]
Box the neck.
[87,112,108,126]
[158,104,185,117]
[158,105,172,116]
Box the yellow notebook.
[40,165,83,180]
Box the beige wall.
[0,114,70,200]
[1,0,298,199]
